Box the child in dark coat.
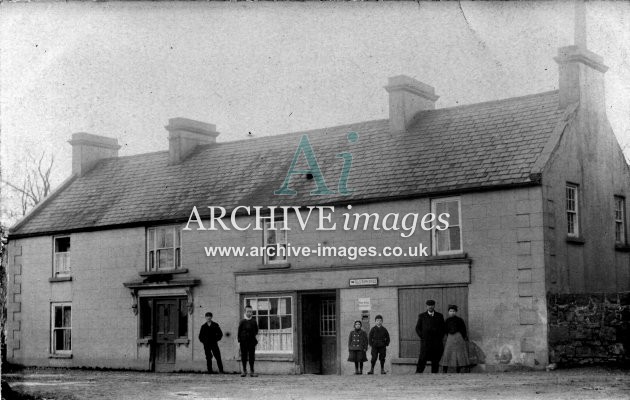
[347,320,368,374]
[367,315,390,374]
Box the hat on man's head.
[426,299,436,306]
[448,305,458,312]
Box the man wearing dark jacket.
[415,299,445,373]
[237,305,259,377]
[198,312,224,374]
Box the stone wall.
[547,292,630,366]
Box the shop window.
[244,296,293,353]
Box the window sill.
[139,268,188,277]
[49,354,72,359]
[243,353,294,361]
[49,276,72,282]
[566,236,585,245]
[137,338,152,345]
[615,243,630,252]
[258,263,291,270]
[174,338,190,346]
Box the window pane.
[55,307,62,328]
[63,307,71,328]
[281,315,292,329]
[279,230,287,245]
[148,229,155,249]
[278,298,288,315]
[164,228,173,248]
[267,229,277,245]
[270,316,280,330]
[178,300,188,338]
[65,330,72,351]
[148,251,155,270]
[446,201,459,223]
[437,230,450,252]
[175,229,181,247]
[55,237,70,253]
[157,228,166,247]
[436,202,448,215]
[269,298,278,314]
[449,227,461,250]
[258,316,269,330]
[175,249,181,269]
[140,298,152,338]
[54,329,64,350]
[158,249,174,269]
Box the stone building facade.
[5,43,629,373]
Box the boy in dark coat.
[198,312,224,373]
[415,299,445,373]
[237,305,259,377]
[367,314,390,374]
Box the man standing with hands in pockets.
[198,312,224,374]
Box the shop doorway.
[299,291,338,374]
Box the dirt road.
[3,367,629,400]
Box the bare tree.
[2,151,55,218]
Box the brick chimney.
[384,75,439,133]
[165,117,219,165]
[68,132,121,177]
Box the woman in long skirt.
[440,305,469,373]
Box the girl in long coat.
[440,305,470,373]
[347,320,368,374]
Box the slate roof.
[11,90,564,237]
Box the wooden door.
[398,286,469,358]
[320,297,337,375]
[155,299,178,369]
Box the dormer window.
[147,227,182,271]
[53,236,71,277]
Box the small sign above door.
[358,298,371,311]
[349,278,378,287]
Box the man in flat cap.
[415,299,445,373]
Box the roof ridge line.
[214,119,389,146]
[427,90,559,114]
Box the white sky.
[1,2,629,224]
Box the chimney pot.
[165,117,219,165]
[385,75,439,132]
[68,132,120,176]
